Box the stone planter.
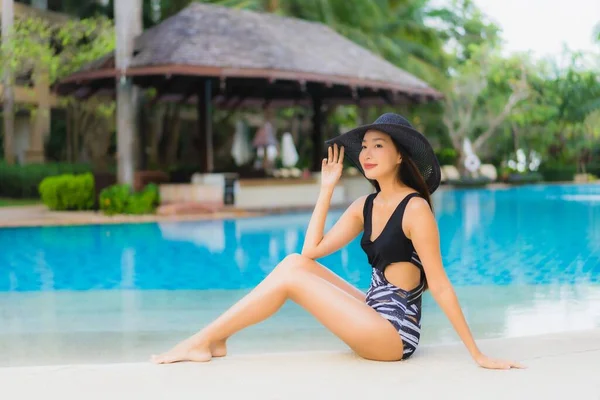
[505,172,543,184]
[574,173,597,183]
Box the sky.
[469,0,599,58]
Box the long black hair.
[367,137,433,291]
[368,138,434,213]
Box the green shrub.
[538,165,577,182]
[0,162,92,198]
[38,173,95,211]
[99,184,131,215]
[537,163,600,182]
[585,163,600,177]
[435,148,458,165]
[99,183,160,215]
[127,184,160,214]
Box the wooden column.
[114,0,142,185]
[196,79,213,173]
[25,68,50,163]
[138,98,148,170]
[311,94,323,172]
[2,0,15,165]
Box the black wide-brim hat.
[325,113,441,194]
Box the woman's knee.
[276,253,312,273]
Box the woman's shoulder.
[350,193,372,209]
[347,194,374,218]
[404,193,433,219]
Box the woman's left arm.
[405,198,525,370]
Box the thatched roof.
[56,3,442,106]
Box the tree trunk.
[2,0,15,165]
[512,122,519,153]
[266,0,279,12]
[66,106,73,162]
[114,0,142,184]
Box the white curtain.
[231,120,253,166]
[280,132,299,167]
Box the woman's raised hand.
[321,143,344,189]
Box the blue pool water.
[1,184,599,292]
[1,183,600,367]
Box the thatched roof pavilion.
[55,3,442,172]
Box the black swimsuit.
[362,192,426,359]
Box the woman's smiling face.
[358,130,402,180]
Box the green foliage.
[432,0,502,65]
[0,198,41,207]
[538,164,577,182]
[435,148,458,165]
[8,0,598,179]
[99,184,160,215]
[441,44,531,160]
[128,184,161,214]
[0,15,115,86]
[0,13,116,168]
[38,173,95,211]
[0,162,92,198]
[99,184,130,215]
[506,59,600,173]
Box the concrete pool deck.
[0,204,266,228]
[0,181,592,229]
[2,329,599,399]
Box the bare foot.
[151,341,212,364]
[210,339,228,358]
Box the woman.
[152,113,524,370]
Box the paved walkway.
[1,181,586,229]
[0,205,262,228]
[2,329,599,399]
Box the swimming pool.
[1,183,599,366]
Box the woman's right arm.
[301,144,366,260]
[301,192,366,260]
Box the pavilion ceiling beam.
[311,88,324,172]
[148,76,177,107]
[177,79,202,105]
[380,89,395,106]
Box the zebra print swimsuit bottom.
[365,267,424,359]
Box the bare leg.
[209,256,364,358]
[151,254,402,364]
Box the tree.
[431,0,501,65]
[2,0,16,164]
[576,109,600,174]
[441,45,530,169]
[0,14,116,166]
